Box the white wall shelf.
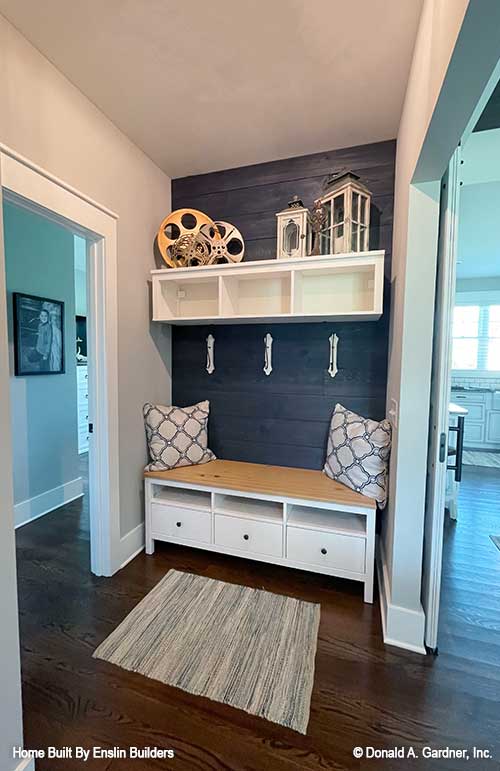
[151,251,384,324]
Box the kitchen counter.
[451,386,496,393]
[449,402,468,416]
[450,388,500,449]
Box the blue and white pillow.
[144,400,216,471]
[323,403,392,507]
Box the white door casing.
[0,143,120,577]
[421,147,461,651]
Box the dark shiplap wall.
[171,140,395,470]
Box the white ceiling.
[0,0,423,178]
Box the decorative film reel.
[200,220,245,264]
[170,233,210,268]
[157,208,218,268]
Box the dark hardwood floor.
[15,461,500,770]
[440,465,500,661]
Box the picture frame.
[13,292,65,376]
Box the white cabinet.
[151,252,384,325]
[144,462,376,603]
[464,422,485,444]
[77,365,89,454]
[450,389,500,449]
[486,412,500,443]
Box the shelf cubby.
[293,263,376,316]
[220,272,291,318]
[151,251,384,324]
[153,275,219,320]
[151,485,211,511]
[286,504,366,536]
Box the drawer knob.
[243,534,249,541]
[176,521,182,528]
[321,548,327,555]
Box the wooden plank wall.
[171,140,395,470]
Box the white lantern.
[318,171,371,255]
[276,196,310,259]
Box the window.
[452,303,500,371]
[487,305,500,370]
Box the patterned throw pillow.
[323,403,392,508]
[143,400,216,472]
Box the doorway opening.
[424,81,500,655]
[441,104,500,657]
[0,144,120,577]
[3,202,94,566]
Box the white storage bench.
[144,459,376,603]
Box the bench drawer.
[215,514,282,558]
[151,502,211,543]
[287,527,365,574]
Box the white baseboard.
[14,477,84,529]
[120,522,145,568]
[376,537,426,655]
[14,757,35,771]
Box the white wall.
[0,185,24,771]
[461,128,500,185]
[0,14,172,539]
[457,178,500,279]
[382,0,469,649]
[456,277,500,293]
[384,0,500,651]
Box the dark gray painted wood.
[172,320,389,470]
[173,139,395,270]
[171,140,395,469]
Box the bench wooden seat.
[144,459,376,510]
[144,459,376,602]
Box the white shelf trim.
[150,250,382,275]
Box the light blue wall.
[3,201,79,505]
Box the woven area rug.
[490,535,500,552]
[94,569,320,734]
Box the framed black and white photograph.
[13,292,65,376]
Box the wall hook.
[328,333,338,378]
[263,333,273,376]
[206,334,215,374]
